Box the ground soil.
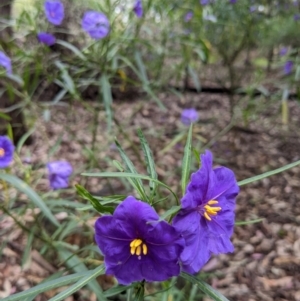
[1,90,300,301]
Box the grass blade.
[100,74,113,131]
[1,271,90,301]
[48,265,105,301]
[114,140,148,202]
[237,159,300,186]
[181,272,230,301]
[137,129,157,194]
[0,173,59,227]
[181,125,193,195]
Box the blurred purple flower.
[0,51,12,75]
[279,47,288,56]
[95,196,184,285]
[0,136,14,168]
[181,108,199,126]
[294,14,300,21]
[81,11,110,40]
[284,61,293,75]
[249,6,257,12]
[47,161,72,190]
[133,0,143,18]
[200,0,210,5]
[230,0,237,3]
[37,32,56,46]
[173,150,239,273]
[184,11,193,22]
[44,0,64,25]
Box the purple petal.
[133,0,143,18]
[0,136,14,168]
[44,0,64,25]
[0,51,12,75]
[37,32,56,46]
[81,11,110,40]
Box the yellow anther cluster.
[203,200,221,221]
[130,239,148,256]
[0,148,5,157]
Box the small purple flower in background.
[0,136,14,168]
[249,6,257,12]
[173,150,239,273]
[294,14,300,21]
[81,11,110,40]
[44,0,64,25]
[95,196,184,285]
[200,0,210,5]
[133,0,143,18]
[0,52,12,75]
[37,32,56,46]
[181,108,199,126]
[279,47,288,56]
[47,161,72,190]
[230,0,237,3]
[284,61,293,75]
[184,11,193,22]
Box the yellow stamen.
[203,200,222,221]
[142,243,147,255]
[130,239,147,256]
[204,212,211,221]
[0,148,5,157]
[136,245,141,256]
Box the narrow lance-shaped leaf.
[75,184,114,214]
[137,129,157,194]
[237,159,300,186]
[181,124,193,195]
[81,171,179,205]
[0,173,59,227]
[100,74,113,131]
[181,272,230,301]
[48,265,105,301]
[114,140,149,202]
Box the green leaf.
[181,125,193,195]
[81,171,179,205]
[75,184,114,214]
[114,140,148,202]
[235,218,264,226]
[0,111,11,121]
[48,265,105,301]
[0,271,90,301]
[104,285,134,297]
[54,60,76,96]
[137,129,157,194]
[156,205,181,222]
[133,282,145,301]
[100,74,113,131]
[56,40,87,60]
[58,249,106,300]
[0,173,59,227]
[188,65,201,92]
[237,159,300,186]
[180,272,230,301]
[134,51,149,84]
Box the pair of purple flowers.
[38,0,110,46]
[95,150,239,284]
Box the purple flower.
[200,0,210,5]
[279,47,288,56]
[181,108,199,126]
[173,151,239,273]
[0,52,12,75]
[0,136,14,168]
[284,60,293,75]
[294,14,300,21]
[184,11,193,22]
[47,161,72,190]
[133,0,143,18]
[81,11,110,40]
[230,0,237,3]
[37,32,56,46]
[249,6,257,12]
[95,196,184,285]
[44,0,64,25]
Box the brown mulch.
[1,90,300,300]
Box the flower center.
[130,238,147,256]
[0,148,5,157]
[202,200,222,221]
